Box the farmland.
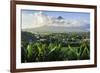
[21,31,90,63]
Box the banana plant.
[26,42,34,62]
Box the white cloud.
[22,11,89,29]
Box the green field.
[21,31,90,63]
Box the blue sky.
[21,9,90,32]
[22,9,90,24]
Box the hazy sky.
[22,9,90,22]
[21,9,90,31]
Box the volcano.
[22,11,90,33]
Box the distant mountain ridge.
[22,25,89,33]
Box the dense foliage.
[21,31,90,63]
